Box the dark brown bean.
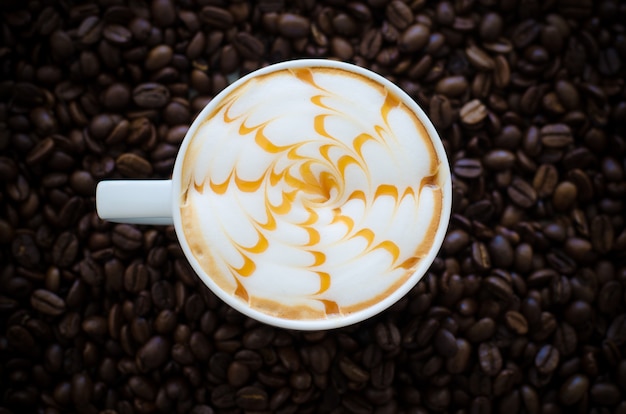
[540,124,573,148]
[145,45,173,72]
[199,6,234,29]
[435,76,468,97]
[233,32,265,61]
[152,0,176,27]
[552,181,577,211]
[460,99,488,126]
[132,83,170,108]
[385,1,413,30]
[278,14,309,38]
[559,374,590,405]
[31,289,66,316]
[360,29,383,60]
[115,153,153,178]
[466,318,496,343]
[453,158,483,179]
[399,24,430,53]
[137,336,170,372]
[478,342,502,376]
[466,44,494,71]
[508,178,537,208]
[535,344,559,374]
[480,13,503,41]
[504,311,528,334]
[52,232,79,267]
[533,164,558,198]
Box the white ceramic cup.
[96,59,452,330]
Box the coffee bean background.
[1,0,626,413]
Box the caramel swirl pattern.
[180,67,443,320]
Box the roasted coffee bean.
[399,24,430,53]
[435,76,468,97]
[31,289,66,316]
[434,2,454,25]
[492,369,516,397]
[51,231,79,267]
[124,262,149,293]
[540,124,573,148]
[235,386,268,410]
[598,280,621,315]
[331,37,355,61]
[598,47,621,76]
[278,13,309,38]
[479,13,503,41]
[489,235,513,268]
[429,94,453,130]
[533,164,558,198]
[607,314,626,345]
[559,374,589,405]
[111,224,143,250]
[453,158,483,179]
[83,315,108,340]
[152,0,176,27]
[590,214,613,253]
[7,174,30,202]
[466,44,494,71]
[128,375,157,400]
[132,83,170,108]
[466,318,496,343]
[504,311,528,335]
[446,338,471,374]
[552,181,577,211]
[103,24,132,45]
[483,149,515,170]
[375,321,401,351]
[151,281,175,310]
[472,242,491,272]
[12,231,41,269]
[242,325,275,349]
[342,392,374,413]
[460,99,488,126]
[78,256,103,286]
[434,329,458,357]
[484,275,512,299]
[227,361,251,387]
[371,360,394,389]
[535,344,559,375]
[233,32,265,61]
[0,157,18,181]
[590,382,621,405]
[199,6,233,29]
[464,200,494,223]
[443,230,470,255]
[69,170,95,196]
[26,136,55,165]
[385,1,413,30]
[360,29,383,60]
[145,45,173,72]
[137,336,170,372]
[71,372,93,405]
[478,342,502,376]
[508,178,537,208]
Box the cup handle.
[96,180,174,225]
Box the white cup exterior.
[101,59,452,330]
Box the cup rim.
[171,59,452,330]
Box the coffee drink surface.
[180,66,444,320]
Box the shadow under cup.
[173,59,452,330]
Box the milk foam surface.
[180,67,443,320]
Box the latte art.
[180,67,443,320]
